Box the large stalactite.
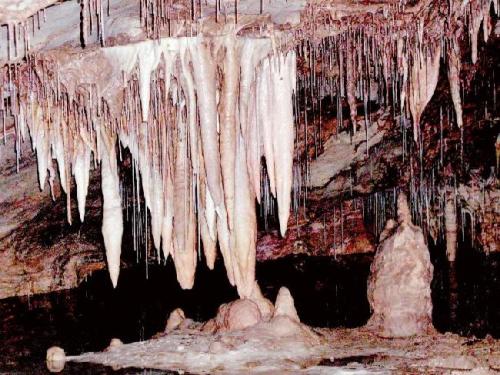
[2,34,298,296]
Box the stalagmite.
[445,196,458,262]
[367,193,434,337]
[100,133,123,288]
[273,286,300,323]
[46,346,66,372]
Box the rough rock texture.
[71,288,322,373]
[257,197,375,260]
[69,325,500,373]
[308,110,391,195]
[0,140,105,300]
[457,178,500,254]
[366,193,434,338]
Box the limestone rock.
[366,193,434,337]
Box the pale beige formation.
[367,193,434,337]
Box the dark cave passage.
[2,247,500,373]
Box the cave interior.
[0,0,500,373]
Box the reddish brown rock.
[257,197,375,261]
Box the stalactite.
[9,0,495,296]
[73,142,92,222]
[172,105,197,289]
[198,158,217,269]
[408,45,441,142]
[346,36,357,134]
[447,35,463,129]
[100,132,123,288]
[270,51,297,237]
[445,193,458,262]
[219,34,240,231]
[231,133,257,298]
[257,58,276,197]
[189,38,224,210]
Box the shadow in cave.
[2,237,500,373]
[430,217,500,339]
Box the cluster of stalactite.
[295,0,497,152]
[80,0,107,47]
[1,34,296,297]
[140,0,200,38]
[290,0,498,237]
[3,8,47,61]
[358,166,499,260]
[1,0,498,294]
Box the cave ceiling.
[0,0,498,297]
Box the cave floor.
[68,326,500,374]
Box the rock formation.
[367,193,434,338]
